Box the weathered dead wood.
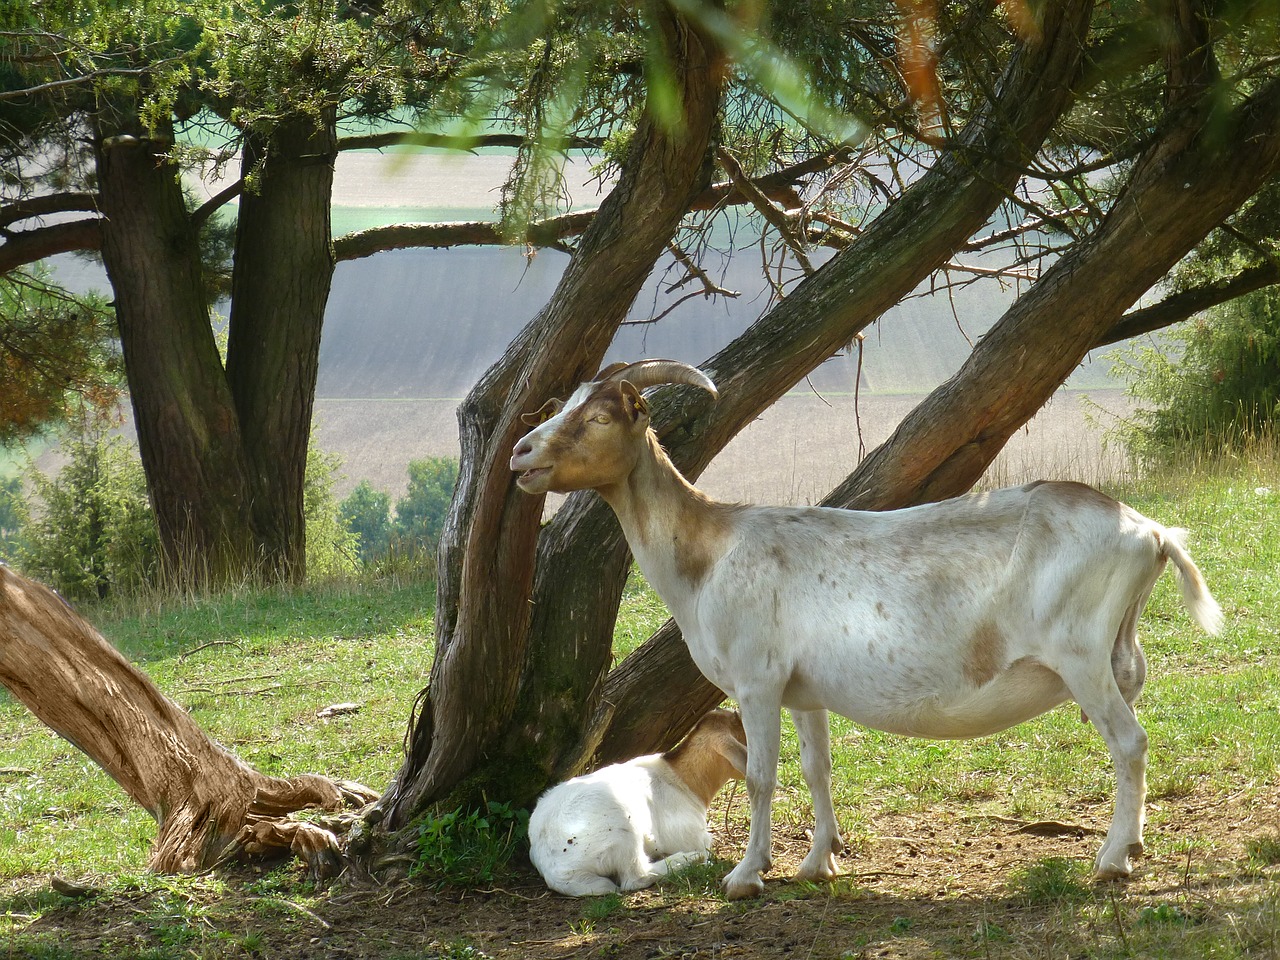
[0,565,377,874]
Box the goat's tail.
[1160,527,1224,635]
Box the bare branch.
[0,192,99,228]
[717,146,815,275]
[663,242,740,299]
[333,152,844,261]
[0,218,102,273]
[959,206,1087,251]
[1097,261,1280,347]
[0,59,186,101]
[337,131,606,153]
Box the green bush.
[340,480,392,562]
[337,458,458,568]
[1118,286,1280,463]
[20,422,159,601]
[304,444,360,580]
[393,456,459,554]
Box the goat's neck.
[598,431,735,609]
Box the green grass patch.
[1007,857,1093,906]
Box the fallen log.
[0,564,377,874]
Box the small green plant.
[411,800,529,888]
[430,940,492,960]
[303,442,360,580]
[1007,857,1093,906]
[661,858,728,897]
[581,892,625,921]
[1246,833,1280,868]
[1137,903,1195,927]
[20,418,159,601]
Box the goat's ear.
[721,737,749,778]
[521,397,563,427]
[619,380,649,424]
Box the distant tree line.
[0,424,457,602]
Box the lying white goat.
[510,359,1224,900]
[528,708,747,896]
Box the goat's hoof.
[722,867,765,900]
[1092,863,1132,882]
[1093,841,1142,881]
[796,851,841,884]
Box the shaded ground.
[12,780,1278,959]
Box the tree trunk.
[94,117,261,586]
[226,112,338,583]
[0,566,375,872]
[596,72,1280,764]
[375,0,728,826]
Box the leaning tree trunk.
[225,111,339,583]
[596,63,1280,763]
[0,566,375,872]
[95,116,261,586]
[374,0,728,827]
[503,0,1098,773]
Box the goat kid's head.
[510,360,717,496]
[664,708,749,802]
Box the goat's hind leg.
[1060,659,1149,880]
[791,708,844,883]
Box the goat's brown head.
[510,360,717,495]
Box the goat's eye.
[591,414,611,425]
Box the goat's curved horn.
[594,359,718,399]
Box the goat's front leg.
[723,697,782,900]
[790,708,843,883]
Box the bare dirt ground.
[17,779,1279,959]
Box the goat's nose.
[514,438,533,458]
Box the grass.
[1,448,1279,958]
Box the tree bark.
[94,117,261,586]
[375,0,728,826]
[0,566,375,873]
[226,112,338,582]
[596,72,1280,765]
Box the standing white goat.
[509,359,1223,900]
[528,708,747,896]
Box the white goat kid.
[510,360,1224,900]
[528,708,747,896]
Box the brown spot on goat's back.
[964,618,1005,687]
